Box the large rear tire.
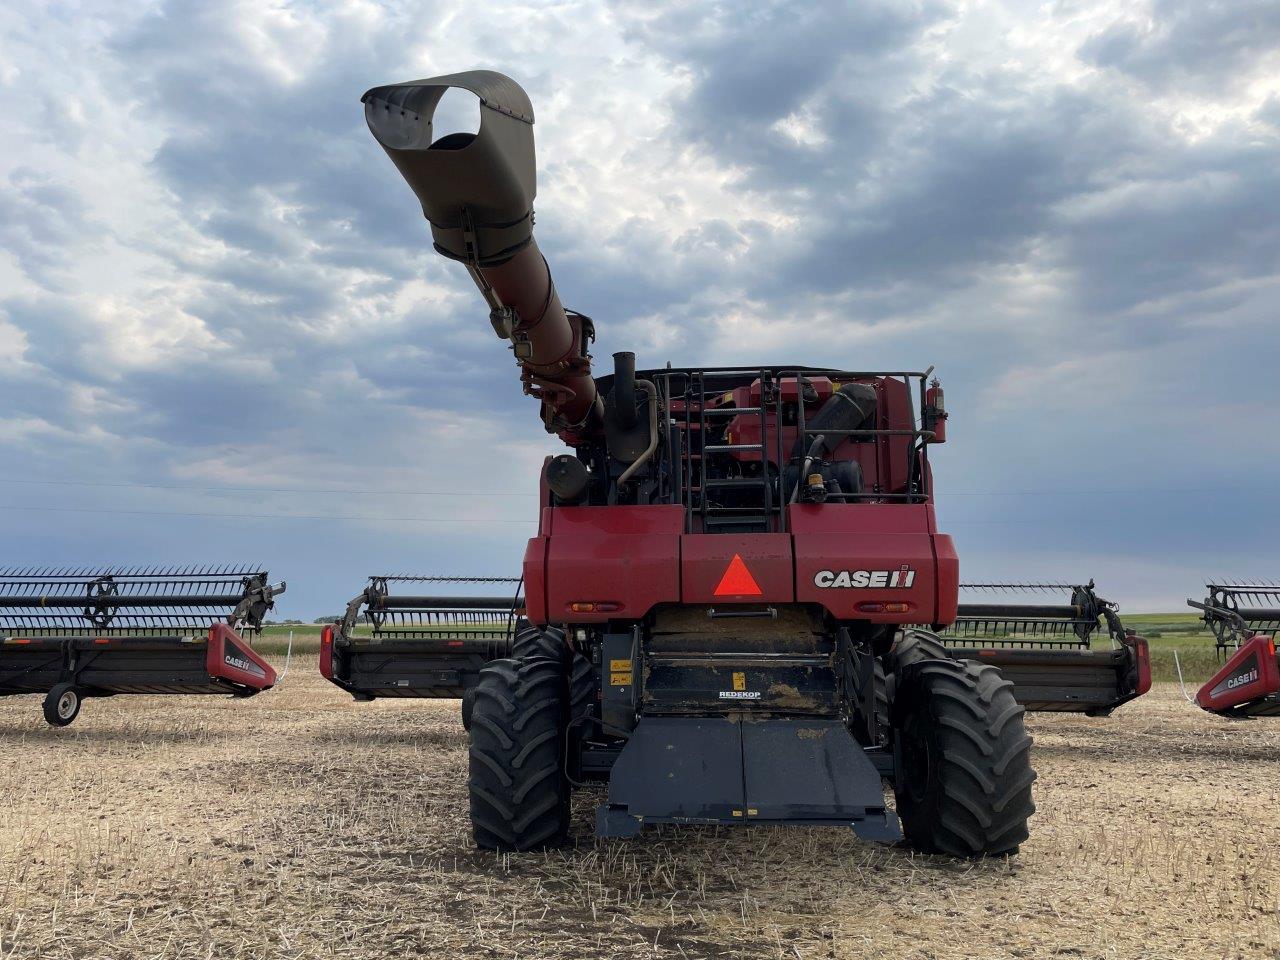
[511,623,570,665]
[891,628,951,669]
[468,657,570,852]
[893,654,1036,858]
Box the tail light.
[568,601,620,614]
[319,624,335,680]
[1129,632,1152,696]
[857,601,912,614]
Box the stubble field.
[1,658,1277,960]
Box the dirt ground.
[1,660,1277,960]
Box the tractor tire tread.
[511,624,570,665]
[468,656,570,852]
[892,633,1037,858]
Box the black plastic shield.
[598,716,899,841]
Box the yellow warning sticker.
[609,672,632,686]
[732,671,746,691]
[609,659,631,672]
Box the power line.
[0,476,1258,499]
[0,505,531,524]
[0,478,535,498]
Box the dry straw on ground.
[0,660,1277,959]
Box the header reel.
[1190,581,1280,656]
[944,581,1124,649]
[0,565,285,726]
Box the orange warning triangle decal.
[714,554,763,597]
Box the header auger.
[355,68,1152,857]
[0,565,283,726]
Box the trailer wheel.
[43,683,82,727]
[511,623,570,664]
[468,656,570,852]
[893,658,1036,857]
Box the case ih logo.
[224,653,254,672]
[814,566,916,589]
[1226,667,1259,690]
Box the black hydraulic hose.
[790,435,827,504]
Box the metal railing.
[658,365,936,534]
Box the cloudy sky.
[2,0,1278,617]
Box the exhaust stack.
[363,71,601,441]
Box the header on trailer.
[0,565,284,726]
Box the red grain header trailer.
[0,566,283,726]
[358,69,1150,856]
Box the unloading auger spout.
[363,70,602,443]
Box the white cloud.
[1,0,1277,613]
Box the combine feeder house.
[0,566,284,726]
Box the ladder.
[694,370,775,533]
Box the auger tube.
[362,71,602,442]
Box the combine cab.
[1188,583,1280,718]
[941,582,1151,715]
[321,577,520,722]
[0,566,283,726]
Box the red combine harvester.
[0,566,283,726]
[356,69,1151,856]
[1188,582,1280,718]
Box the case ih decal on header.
[358,67,1152,857]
